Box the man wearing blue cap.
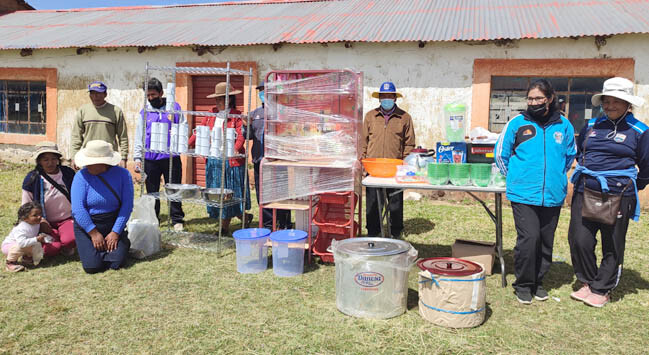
[361,82,416,239]
[71,81,129,170]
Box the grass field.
[1,162,648,354]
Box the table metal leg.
[496,193,506,287]
[382,188,392,238]
[376,188,386,238]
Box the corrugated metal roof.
[1,0,648,50]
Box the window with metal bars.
[0,80,47,135]
[489,76,608,134]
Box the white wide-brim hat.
[74,140,121,168]
[32,141,63,162]
[591,77,645,107]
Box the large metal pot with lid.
[331,237,418,319]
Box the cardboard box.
[452,239,496,275]
[436,142,467,163]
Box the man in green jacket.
[71,81,129,169]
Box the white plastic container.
[270,230,307,277]
[232,228,271,274]
[332,238,418,319]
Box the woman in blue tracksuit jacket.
[567,77,649,308]
[495,79,576,304]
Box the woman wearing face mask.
[495,79,577,304]
[567,77,648,308]
[189,83,252,234]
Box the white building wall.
[0,33,648,160]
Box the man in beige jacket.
[361,82,416,238]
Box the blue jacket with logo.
[574,113,649,196]
[495,111,577,207]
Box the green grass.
[1,161,648,353]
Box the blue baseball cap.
[371,81,402,98]
[88,81,107,93]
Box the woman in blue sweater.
[71,140,134,273]
[495,79,576,304]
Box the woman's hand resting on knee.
[88,229,106,251]
[105,232,119,252]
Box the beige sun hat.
[74,140,121,168]
[32,141,63,162]
[591,77,645,107]
[206,82,242,98]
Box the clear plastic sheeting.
[260,160,360,204]
[264,70,363,163]
[264,129,357,162]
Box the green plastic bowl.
[470,163,492,187]
[428,163,449,185]
[449,163,471,186]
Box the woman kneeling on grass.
[495,79,576,304]
[22,141,76,257]
[71,140,133,274]
[568,77,649,308]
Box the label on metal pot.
[354,272,384,290]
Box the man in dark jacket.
[249,83,291,229]
[361,82,416,238]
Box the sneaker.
[173,223,184,232]
[516,289,533,304]
[583,292,610,308]
[534,286,549,301]
[570,284,591,302]
[5,262,25,272]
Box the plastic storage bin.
[470,163,492,187]
[232,228,271,274]
[428,163,449,185]
[449,164,471,186]
[270,230,308,277]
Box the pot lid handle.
[368,242,375,248]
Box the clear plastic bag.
[127,196,161,258]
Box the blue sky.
[28,1,239,10]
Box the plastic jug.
[444,103,466,142]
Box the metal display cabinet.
[140,62,253,253]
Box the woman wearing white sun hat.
[568,77,649,308]
[71,140,134,273]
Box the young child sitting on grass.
[2,202,50,272]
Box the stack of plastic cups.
[150,122,168,152]
[210,126,222,157]
[225,127,237,157]
[194,125,210,156]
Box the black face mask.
[527,103,548,119]
[149,97,164,109]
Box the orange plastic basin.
[362,158,404,178]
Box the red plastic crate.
[318,192,359,207]
[313,204,359,236]
[313,230,350,263]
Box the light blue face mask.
[258,91,265,104]
[380,99,395,110]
